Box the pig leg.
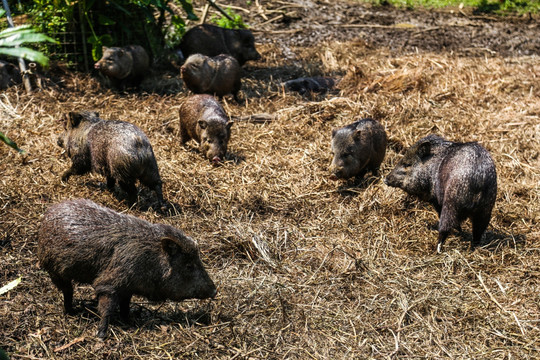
[61,154,91,182]
[106,176,116,191]
[96,293,118,339]
[233,79,242,102]
[119,180,137,205]
[471,214,490,249]
[179,123,190,144]
[51,276,74,314]
[436,204,459,253]
[119,294,132,322]
[61,158,91,182]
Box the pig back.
[86,120,158,180]
[434,142,497,213]
[37,199,153,284]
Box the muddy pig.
[178,94,233,164]
[57,111,165,208]
[0,60,21,89]
[330,118,387,181]
[284,77,336,95]
[94,45,149,89]
[37,199,217,338]
[178,24,261,66]
[181,54,242,101]
[384,134,497,252]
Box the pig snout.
[94,63,101,70]
[330,166,345,180]
[212,156,222,165]
[384,173,399,187]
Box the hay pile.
[1,5,540,360]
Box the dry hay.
[1,17,540,360]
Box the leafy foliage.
[0,131,26,154]
[22,0,198,66]
[210,8,247,29]
[0,25,56,66]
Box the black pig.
[37,199,217,338]
[178,94,233,164]
[330,118,387,181]
[385,134,497,252]
[177,24,261,66]
[57,111,165,208]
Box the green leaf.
[0,277,22,295]
[179,0,198,20]
[0,33,58,47]
[0,131,26,154]
[0,47,50,66]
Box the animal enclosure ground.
[1,0,539,358]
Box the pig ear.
[161,236,196,256]
[67,112,83,128]
[331,128,338,137]
[161,237,180,256]
[198,120,208,129]
[353,128,363,139]
[417,140,432,159]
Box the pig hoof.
[436,243,443,254]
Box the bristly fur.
[178,94,233,163]
[181,54,242,101]
[385,134,497,251]
[57,110,165,208]
[330,118,387,180]
[37,199,216,338]
[178,24,261,66]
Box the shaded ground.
[1,1,539,359]
[249,0,540,57]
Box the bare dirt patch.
[1,1,539,359]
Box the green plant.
[210,8,246,29]
[0,131,26,155]
[0,25,56,66]
[20,0,198,67]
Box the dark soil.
[251,0,540,57]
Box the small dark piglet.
[284,77,336,95]
[181,54,242,101]
[94,45,149,89]
[178,24,261,66]
[330,118,387,180]
[57,111,165,208]
[178,94,233,164]
[38,199,217,338]
[384,134,497,252]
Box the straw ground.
[1,1,539,358]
